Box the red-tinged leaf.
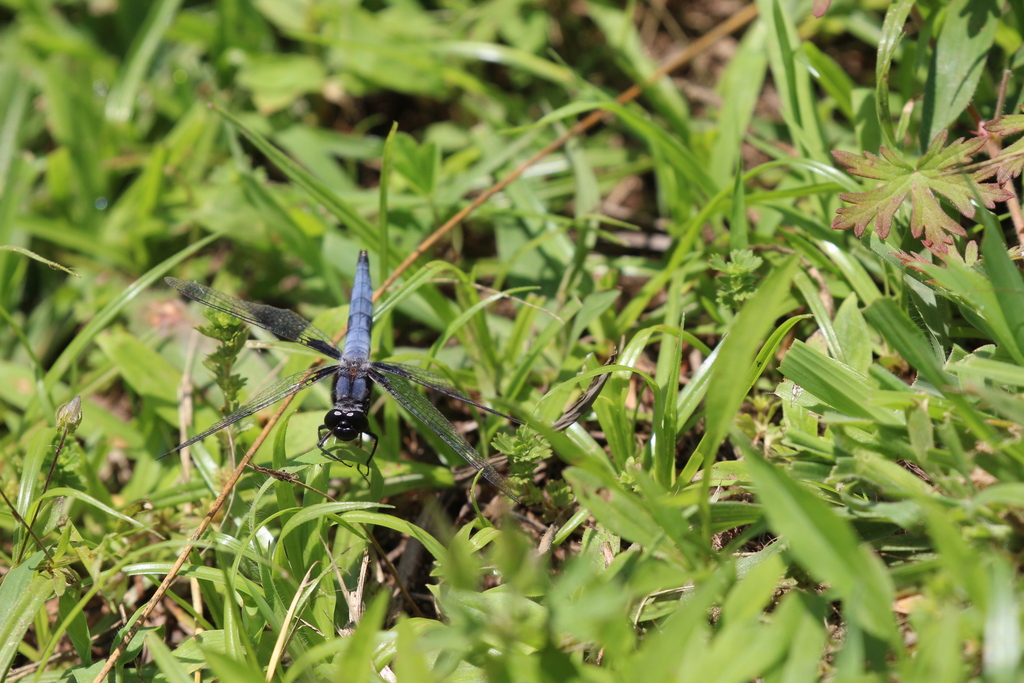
[909,183,965,253]
[894,242,1014,273]
[918,129,986,168]
[833,184,908,238]
[832,147,911,181]
[831,131,1012,254]
[979,181,1013,204]
[892,250,932,271]
[978,116,1024,183]
[985,115,1024,137]
[992,137,1024,184]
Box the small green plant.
[196,308,250,417]
[708,249,764,308]
[493,427,573,509]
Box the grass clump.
[2,1,1024,682]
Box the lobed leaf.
[985,115,1024,183]
[831,131,1012,252]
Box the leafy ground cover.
[3,0,1024,681]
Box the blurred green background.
[5,0,1024,681]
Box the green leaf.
[742,443,897,642]
[586,4,691,140]
[651,272,684,486]
[214,106,380,248]
[40,233,219,400]
[104,0,185,122]
[390,133,438,198]
[435,41,573,85]
[203,649,265,683]
[875,0,915,148]
[0,245,78,276]
[335,591,390,683]
[236,54,327,114]
[0,70,30,192]
[721,551,786,626]
[833,295,871,375]
[980,219,1024,364]
[434,584,548,652]
[708,249,764,308]
[802,42,854,122]
[920,0,999,147]
[146,630,193,683]
[564,467,681,562]
[699,255,801,466]
[757,0,827,161]
[902,251,1024,367]
[709,24,769,186]
[863,297,954,390]
[96,329,181,425]
[778,340,904,426]
[0,552,54,679]
[983,557,1022,682]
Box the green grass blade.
[650,271,684,487]
[758,0,826,161]
[981,219,1024,365]
[779,340,904,426]
[875,0,915,148]
[699,255,801,468]
[215,106,380,247]
[105,0,185,122]
[864,297,954,390]
[741,439,897,642]
[0,552,53,680]
[146,630,193,683]
[0,70,30,193]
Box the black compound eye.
[323,410,344,430]
[323,410,367,441]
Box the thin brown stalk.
[378,3,759,294]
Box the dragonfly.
[164,251,521,501]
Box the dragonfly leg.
[317,426,348,464]
[318,425,376,489]
[354,431,378,485]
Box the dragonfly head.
[323,408,367,441]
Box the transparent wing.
[166,277,341,359]
[372,362,522,425]
[163,366,338,457]
[369,368,520,502]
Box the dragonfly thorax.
[323,408,368,441]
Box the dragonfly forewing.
[372,362,522,425]
[165,277,340,359]
[369,367,521,502]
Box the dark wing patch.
[166,277,340,359]
[552,346,618,431]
